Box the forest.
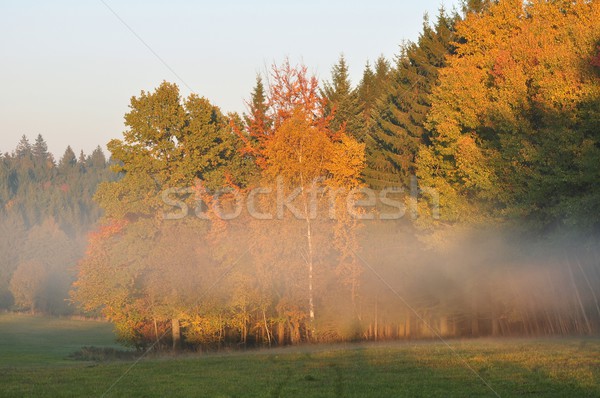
[0,136,113,314]
[2,0,600,351]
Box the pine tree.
[356,62,375,120]
[321,55,364,139]
[32,134,49,163]
[58,146,77,172]
[32,134,53,180]
[78,150,87,172]
[364,11,457,189]
[15,135,32,159]
[89,146,107,169]
[355,56,393,148]
[356,57,392,128]
[244,75,270,138]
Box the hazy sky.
[1,0,460,158]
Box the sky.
[1,0,461,158]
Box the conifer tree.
[89,146,107,169]
[58,146,77,172]
[321,55,363,139]
[32,134,49,164]
[364,10,457,189]
[244,75,270,139]
[356,57,392,133]
[15,135,32,159]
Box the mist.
[353,225,600,340]
[71,194,600,350]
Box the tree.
[243,75,271,147]
[32,134,50,164]
[237,60,365,340]
[417,0,600,229]
[10,260,47,314]
[76,81,246,348]
[0,213,26,307]
[460,0,493,15]
[322,55,364,140]
[18,218,78,314]
[365,10,457,189]
[32,134,53,180]
[96,82,244,219]
[0,135,112,312]
[355,56,393,136]
[89,146,107,169]
[15,135,32,159]
[58,146,77,171]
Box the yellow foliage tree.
[417,0,600,228]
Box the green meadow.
[0,313,599,397]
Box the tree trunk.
[440,315,449,337]
[301,181,316,341]
[492,316,500,337]
[172,318,181,351]
[153,317,159,345]
[374,300,378,341]
[277,321,285,346]
[471,315,479,337]
[263,309,272,347]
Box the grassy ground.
[0,314,599,397]
[0,313,119,367]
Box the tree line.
[74,0,600,349]
[4,0,600,349]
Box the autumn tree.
[8,218,78,314]
[236,60,365,341]
[417,0,600,229]
[0,213,26,307]
[10,260,47,314]
[75,82,247,348]
[95,82,244,219]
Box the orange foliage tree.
[237,60,365,341]
[417,0,600,228]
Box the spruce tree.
[355,57,393,145]
[321,55,364,139]
[364,11,457,189]
[15,135,32,159]
[243,75,271,149]
[89,146,107,170]
[58,146,77,170]
[32,134,49,163]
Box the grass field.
[0,314,599,397]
